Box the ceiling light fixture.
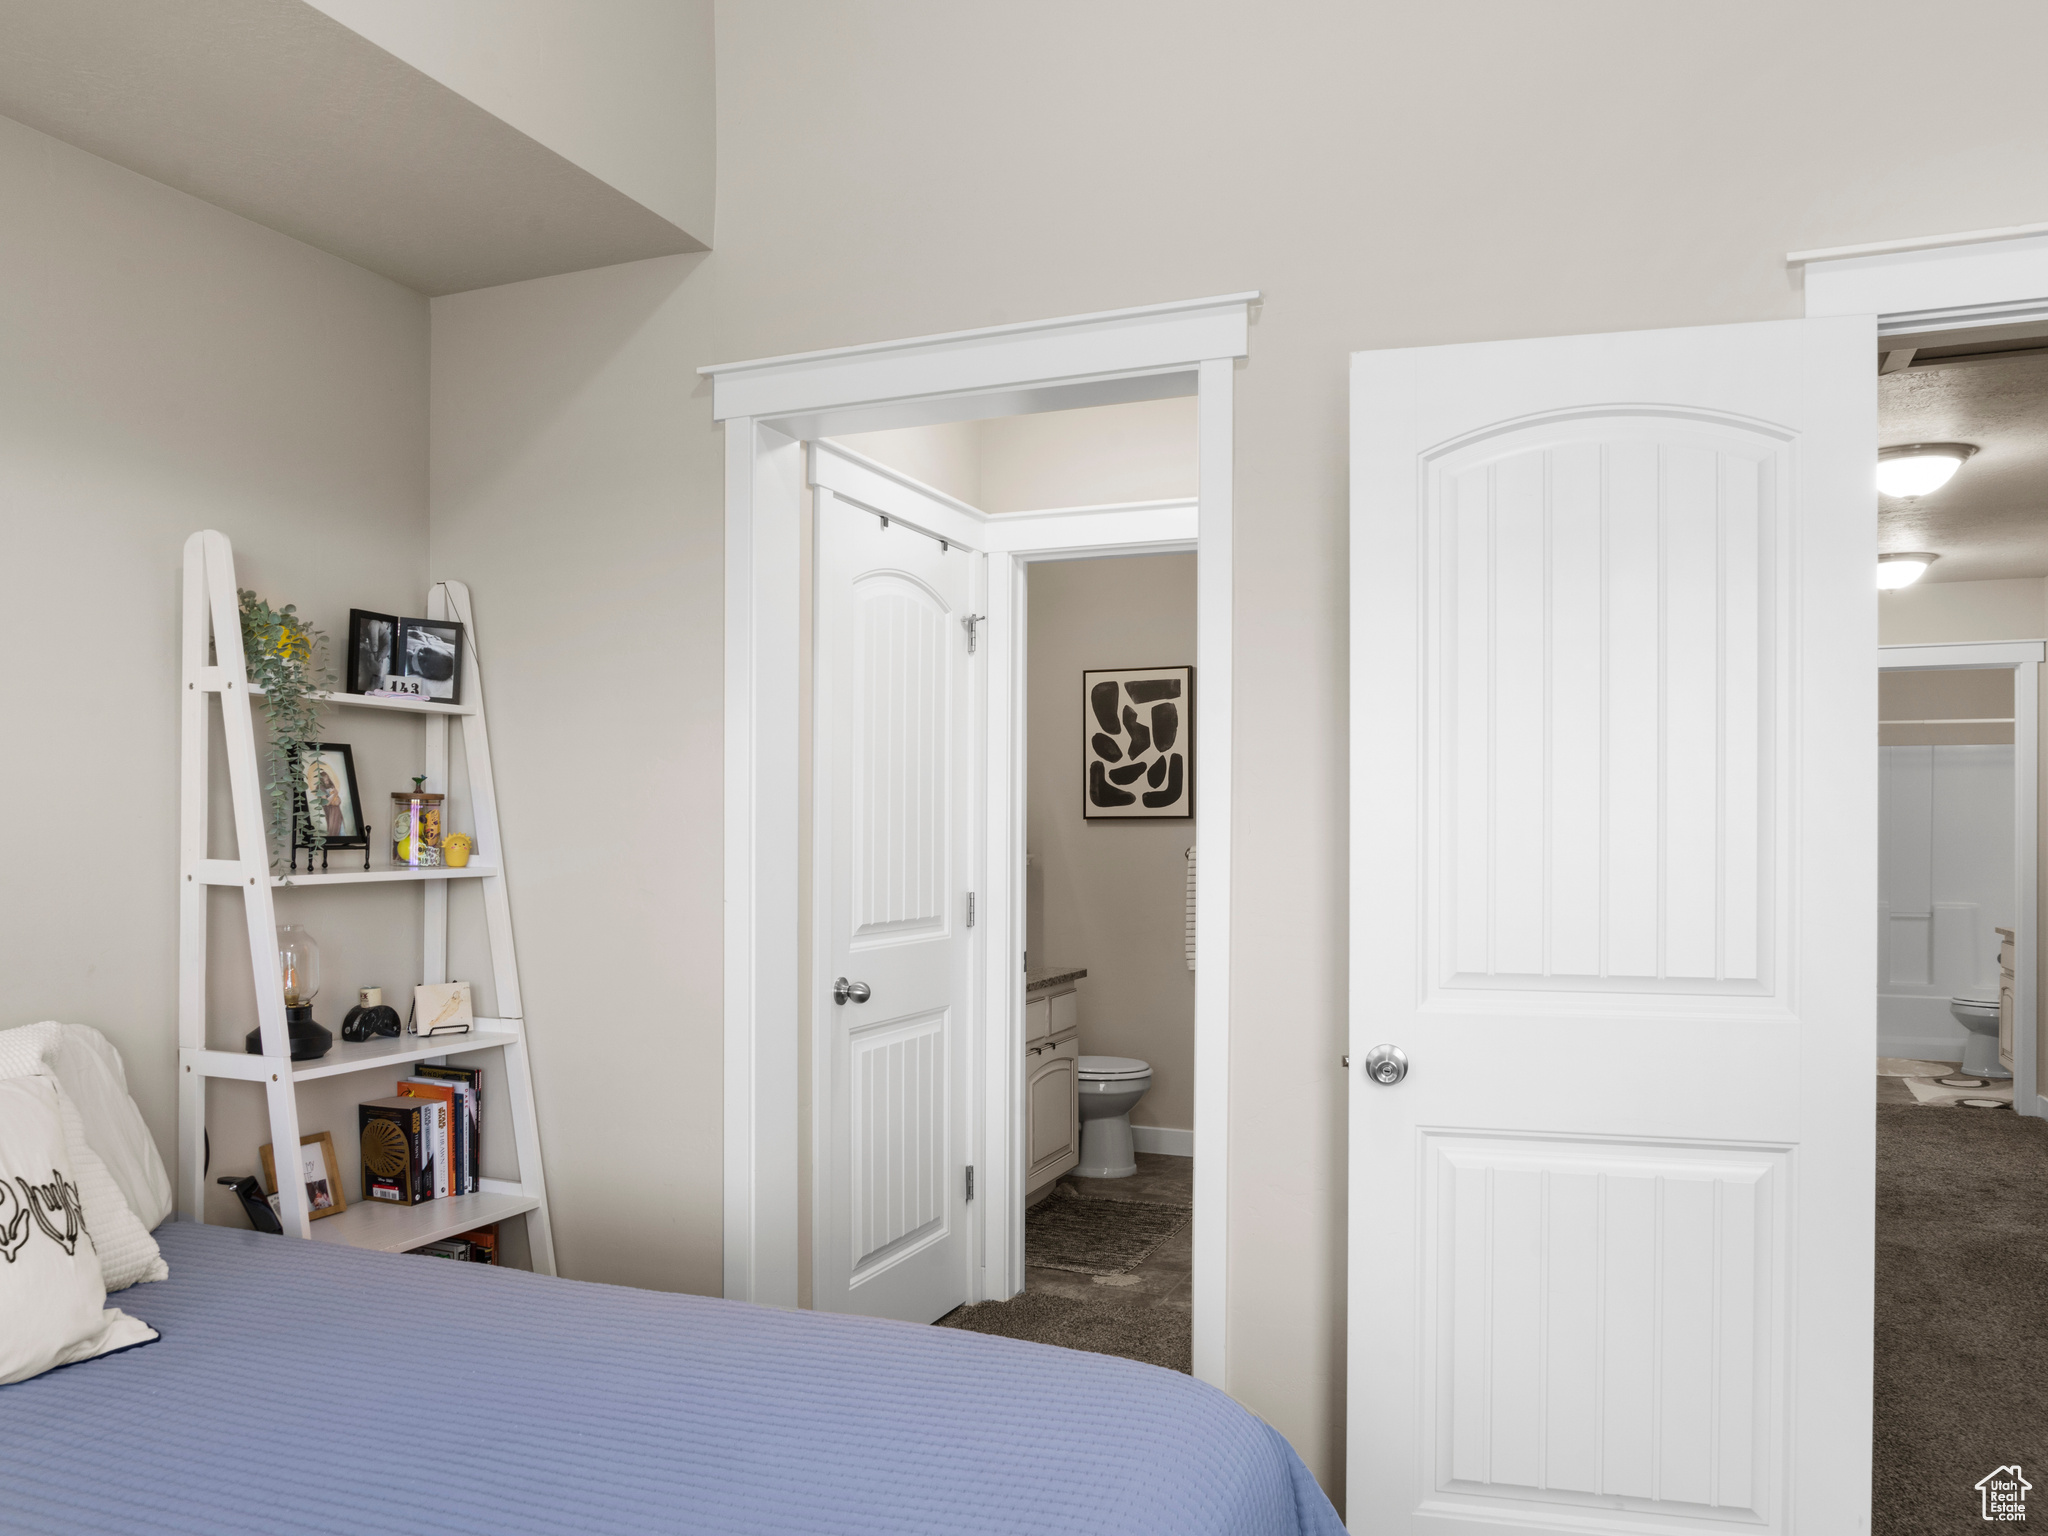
[1877,552,1939,590]
[1876,442,1977,498]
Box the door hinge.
[962,614,985,653]
[966,891,976,927]
[965,1165,975,1201]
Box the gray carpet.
[935,1288,1192,1373]
[1876,1102,2048,1534]
[1023,1184,1191,1276]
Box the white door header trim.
[1795,226,2048,334]
[1879,640,2048,670]
[705,292,1256,423]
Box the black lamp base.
[246,1004,333,1061]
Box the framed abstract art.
[1082,665,1193,819]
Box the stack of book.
[358,1065,481,1206]
[410,1225,499,1264]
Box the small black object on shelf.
[217,1175,283,1234]
[341,987,403,1042]
[244,1004,333,1061]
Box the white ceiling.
[0,0,704,296]
[1880,345,2048,583]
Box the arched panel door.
[1350,318,1875,1536]
[813,488,980,1324]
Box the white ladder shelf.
[176,529,556,1269]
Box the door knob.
[1363,1044,1408,1085]
[833,977,871,1006]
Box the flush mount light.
[1877,552,1939,589]
[1876,442,1977,498]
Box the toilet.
[1949,986,2010,1079]
[1076,1056,1152,1178]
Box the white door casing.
[1349,318,1876,1535]
[813,485,981,1323]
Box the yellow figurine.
[443,833,473,868]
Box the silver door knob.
[1363,1044,1408,1085]
[833,977,871,1006]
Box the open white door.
[813,484,980,1324]
[1348,318,1876,1535]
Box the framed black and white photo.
[346,609,398,695]
[396,618,465,704]
[292,743,368,850]
[1082,666,1193,819]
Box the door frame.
[705,292,1252,1386]
[1878,640,2045,1116]
[1793,224,2048,1120]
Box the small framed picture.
[396,618,465,704]
[291,743,368,850]
[1083,665,1194,820]
[347,610,398,695]
[259,1130,347,1220]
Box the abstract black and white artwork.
[1082,666,1193,819]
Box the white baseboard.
[1132,1124,1193,1157]
[1880,1034,1968,1063]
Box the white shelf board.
[246,683,474,716]
[288,1030,520,1082]
[186,1029,520,1083]
[272,864,498,887]
[306,1190,541,1253]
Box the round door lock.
[832,977,872,1006]
[1363,1044,1408,1085]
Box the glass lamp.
[244,923,334,1060]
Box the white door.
[814,486,979,1324]
[1348,318,1875,1536]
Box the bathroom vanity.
[1998,926,2016,1074]
[1024,966,1085,1193]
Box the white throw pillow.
[0,1075,158,1386]
[0,1024,168,1290]
[50,1024,174,1230]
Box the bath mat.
[1025,1185,1191,1276]
[1878,1057,1959,1077]
[1903,1075,2013,1107]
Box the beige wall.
[1030,555,1197,1132]
[0,113,430,1220]
[413,1,2048,1501]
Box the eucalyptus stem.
[237,590,334,872]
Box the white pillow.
[0,1024,169,1290]
[0,1075,158,1385]
[49,1024,174,1230]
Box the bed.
[5,1220,1343,1535]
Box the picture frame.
[259,1130,346,1220]
[290,742,369,870]
[395,617,465,705]
[1082,665,1194,820]
[346,609,398,695]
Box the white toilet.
[1076,1056,1152,1178]
[1949,986,2010,1079]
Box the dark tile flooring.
[934,1153,1193,1370]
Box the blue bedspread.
[4,1221,1343,1535]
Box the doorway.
[705,290,1249,1385]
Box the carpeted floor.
[936,1153,1192,1373]
[1876,1100,2048,1534]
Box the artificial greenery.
[237,589,334,871]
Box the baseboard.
[1131,1125,1193,1157]
[1880,1034,1968,1063]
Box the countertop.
[1024,964,1087,994]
